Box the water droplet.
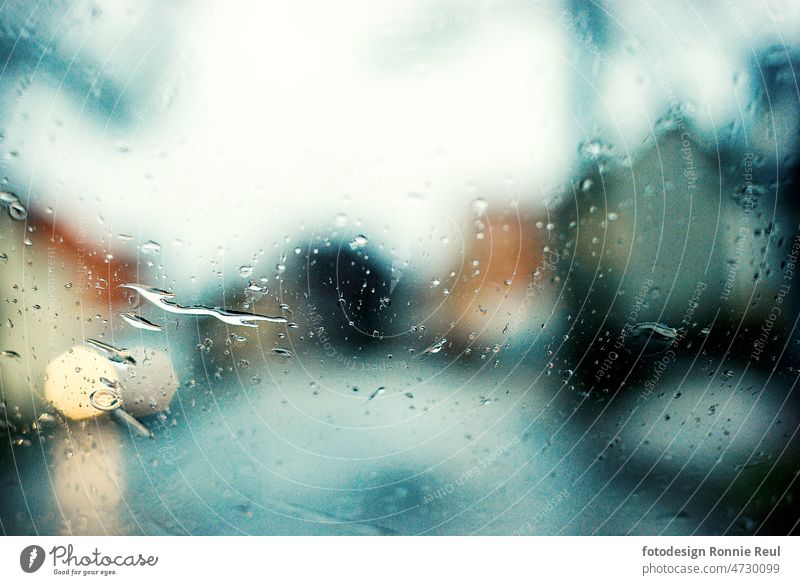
[89,388,123,412]
[239,265,254,277]
[0,191,22,218]
[86,339,137,366]
[140,241,161,255]
[99,376,120,389]
[0,191,18,205]
[122,283,287,327]
[8,201,27,221]
[111,408,153,438]
[246,281,267,293]
[120,313,163,332]
[471,197,489,214]
[367,386,385,401]
[422,338,447,356]
[349,234,368,250]
[626,322,678,355]
[271,347,293,358]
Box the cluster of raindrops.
[578,139,616,173]
[471,197,488,240]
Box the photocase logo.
[20,545,45,573]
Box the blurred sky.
[1,0,798,286]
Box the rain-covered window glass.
[1,0,799,536]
